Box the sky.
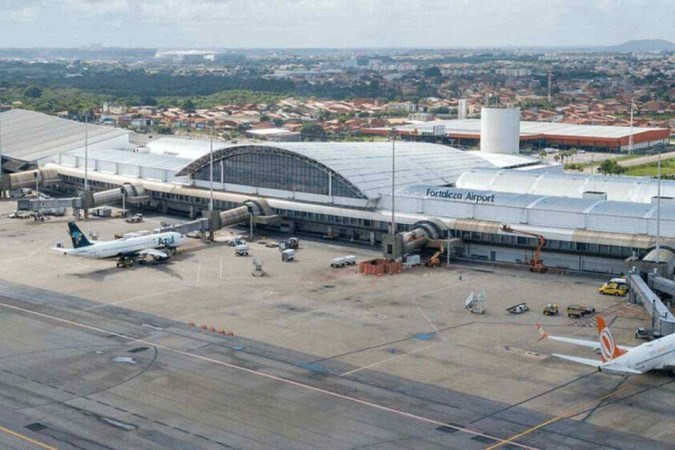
[0,0,673,49]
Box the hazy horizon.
[1,0,674,49]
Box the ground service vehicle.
[599,281,628,296]
[500,225,547,273]
[235,244,250,256]
[331,257,346,268]
[281,249,295,262]
[635,327,663,340]
[343,255,356,265]
[567,304,596,318]
[543,304,559,316]
[279,237,299,250]
[126,213,144,223]
[227,237,246,246]
[507,303,529,314]
[465,291,486,314]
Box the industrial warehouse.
[2,108,674,275]
[365,114,671,152]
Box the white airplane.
[54,221,185,265]
[537,316,675,375]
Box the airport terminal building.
[47,139,674,274]
[2,109,674,275]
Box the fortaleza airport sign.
[425,188,495,203]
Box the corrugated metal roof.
[391,119,667,139]
[0,109,129,162]
[456,168,675,204]
[145,137,220,160]
[176,142,520,198]
[66,147,190,172]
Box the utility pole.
[0,110,3,198]
[84,113,89,192]
[628,100,635,155]
[209,126,214,212]
[390,127,397,236]
[656,147,662,265]
[547,70,552,104]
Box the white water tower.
[480,107,520,154]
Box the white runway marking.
[340,341,439,376]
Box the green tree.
[181,98,196,113]
[598,159,626,175]
[141,96,158,106]
[23,85,43,98]
[424,66,441,78]
[155,125,173,135]
[301,123,326,141]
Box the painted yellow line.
[486,380,638,449]
[0,424,56,450]
[0,300,537,450]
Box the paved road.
[0,281,670,449]
[618,151,675,167]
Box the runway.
[0,281,670,449]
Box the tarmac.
[0,203,673,449]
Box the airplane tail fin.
[536,323,549,342]
[597,315,626,362]
[67,222,93,248]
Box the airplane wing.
[548,335,601,350]
[536,324,633,351]
[552,354,643,375]
[139,248,169,259]
[552,353,602,368]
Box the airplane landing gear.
[116,257,135,268]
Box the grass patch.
[624,158,675,177]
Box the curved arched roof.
[176,142,500,199]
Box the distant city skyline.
[0,0,674,49]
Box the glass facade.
[192,147,362,198]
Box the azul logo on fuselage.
[157,235,176,246]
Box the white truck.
[331,257,346,268]
[331,255,356,268]
[235,244,250,256]
[281,249,295,262]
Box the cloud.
[0,0,673,48]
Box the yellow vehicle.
[598,282,628,296]
[543,303,559,316]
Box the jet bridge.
[16,184,147,214]
[626,271,675,336]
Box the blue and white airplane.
[54,222,185,265]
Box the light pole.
[84,113,89,192]
[390,127,397,237]
[656,146,662,265]
[628,100,635,155]
[0,109,3,198]
[209,124,214,212]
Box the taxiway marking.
[487,379,639,449]
[0,423,56,450]
[0,300,536,450]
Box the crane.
[500,225,548,273]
